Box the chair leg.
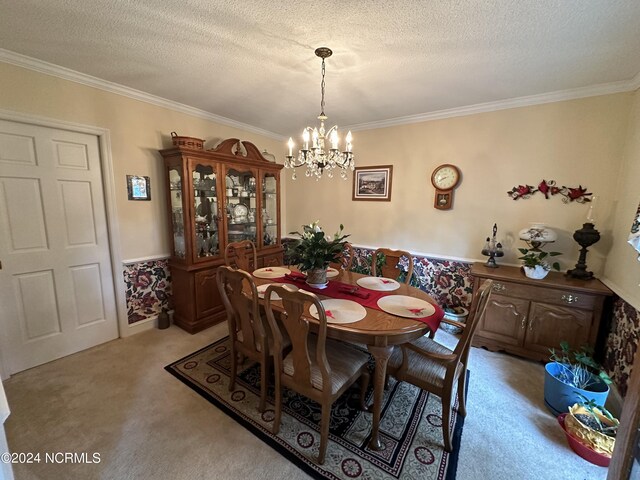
[428,329,436,339]
[359,370,370,410]
[258,357,268,413]
[318,403,331,464]
[229,347,238,392]
[457,370,467,417]
[272,376,282,435]
[442,397,453,453]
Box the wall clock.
[431,164,461,210]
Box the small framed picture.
[352,165,393,201]
[127,175,151,201]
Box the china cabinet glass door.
[224,167,257,245]
[168,166,186,259]
[192,163,220,260]
[261,172,279,248]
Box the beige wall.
[604,89,640,309]
[2,60,636,307]
[0,62,285,261]
[285,94,632,278]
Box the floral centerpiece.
[287,221,349,286]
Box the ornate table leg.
[366,344,393,451]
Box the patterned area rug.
[165,337,466,480]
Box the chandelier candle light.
[285,47,354,180]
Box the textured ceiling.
[1,0,640,139]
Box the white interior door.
[0,119,118,375]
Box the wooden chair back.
[452,280,493,367]
[329,242,354,271]
[264,283,370,464]
[372,248,414,284]
[392,279,492,451]
[216,265,265,355]
[224,240,258,271]
[264,285,331,394]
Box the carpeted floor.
[2,324,607,480]
[165,336,466,480]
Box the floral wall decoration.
[507,179,592,203]
[123,259,172,324]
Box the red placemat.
[273,272,444,332]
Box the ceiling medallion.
[285,47,354,180]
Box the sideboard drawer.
[488,280,596,309]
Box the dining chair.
[387,279,493,452]
[371,247,414,284]
[217,265,273,412]
[224,240,258,271]
[329,242,354,271]
[264,285,370,464]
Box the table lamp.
[567,198,600,280]
[518,223,557,251]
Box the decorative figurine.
[481,223,504,268]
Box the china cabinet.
[469,263,613,362]
[160,138,284,333]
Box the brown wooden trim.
[607,348,640,479]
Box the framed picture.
[127,175,151,201]
[352,165,393,201]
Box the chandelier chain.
[320,58,326,116]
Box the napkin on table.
[337,286,370,299]
[284,272,306,283]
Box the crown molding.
[345,75,640,132]
[0,49,284,141]
[3,48,638,137]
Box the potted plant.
[558,395,619,465]
[286,221,349,287]
[544,341,612,416]
[518,248,561,279]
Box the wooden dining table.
[250,267,439,451]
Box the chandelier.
[285,47,354,180]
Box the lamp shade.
[519,223,557,246]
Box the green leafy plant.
[549,341,612,390]
[518,248,561,271]
[574,393,619,438]
[286,221,349,272]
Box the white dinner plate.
[377,295,436,319]
[326,267,340,278]
[252,266,291,279]
[356,276,401,291]
[309,299,367,324]
[256,283,298,300]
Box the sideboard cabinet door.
[524,302,592,357]
[478,294,529,347]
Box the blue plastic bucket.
[543,362,610,416]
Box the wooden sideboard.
[470,263,613,362]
